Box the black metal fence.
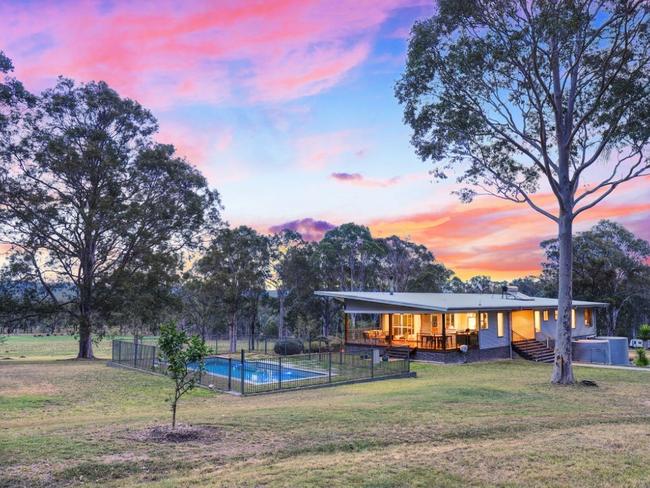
[111,339,412,395]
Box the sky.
[1,0,649,280]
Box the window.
[584,308,592,327]
[497,313,505,337]
[534,311,541,333]
[571,309,576,329]
[392,314,414,337]
[554,309,558,321]
[432,314,439,328]
[467,313,477,330]
[480,312,489,330]
[444,314,455,328]
[543,310,549,321]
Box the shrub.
[635,348,649,367]
[274,338,304,356]
[308,336,343,353]
[638,324,650,342]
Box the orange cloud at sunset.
[369,189,650,280]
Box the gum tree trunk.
[229,312,237,353]
[77,315,94,359]
[551,212,575,384]
[278,291,286,339]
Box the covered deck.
[345,312,482,352]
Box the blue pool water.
[200,357,326,385]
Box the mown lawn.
[1,337,650,487]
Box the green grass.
[0,334,126,361]
[1,336,650,487]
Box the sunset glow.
[3,0,649,279]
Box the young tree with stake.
[158,323,211,429]
[397,0,650,384]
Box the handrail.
[538,331,554,349]
[511,330,528,343]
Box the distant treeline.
[2,220,649,347]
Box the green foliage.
[396,1,650,212]
[308,336,342,353]
[541,220,650,335]
[0,75,221,357]
[158,322,211,428]
[638,324,650,342]
[274,338,304,356]
[634,348,649,368]
[193,226,270,352]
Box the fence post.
[227,357,232,390]
[406,352,410,374]
[308,332,311,359]
[339,348,342,365]
[264,338,268,354]
[371,352,374,378]
[117,341,122,363]
[133,340,138,368]
[152,345,156,370]
[278,356,282,390]
[240,349,245,395]
[328,351,332,383]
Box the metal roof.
[314,291,607,312]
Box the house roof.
[314,291,607,312]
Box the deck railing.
[346,328,478,351]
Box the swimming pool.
[200,357,327,385]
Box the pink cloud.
[1,0,423,106]
[331,172,400,188]
[268,218,336,241]
[295,130,366,170]
[157,122,231,165]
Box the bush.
[635,348,649,367]
[307,336,343,353]
[274,338,304,356]
[638,324,650,342]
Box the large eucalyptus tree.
[0,68,221,358]
[397,0,650,383]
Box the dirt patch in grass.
[130,424,221,444]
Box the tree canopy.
[397,0,650,384]
[0,72,221,357]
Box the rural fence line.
[110,339,412,395]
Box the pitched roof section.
[314,291,607,312]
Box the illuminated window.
[497,313,505,337]
[480,313,489,330]
[467,313,477,330]
[571,309,576,329]
[392,314,414,337]
[432,315,439,328]
[445,314,455,328]
[554,309,558,321]
[543,310,549,321]
[534,311,541,333]
[584,308,592,327]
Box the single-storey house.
[315,289,609,363]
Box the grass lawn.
[2,337,650,487]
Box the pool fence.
[110,339,414,395]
